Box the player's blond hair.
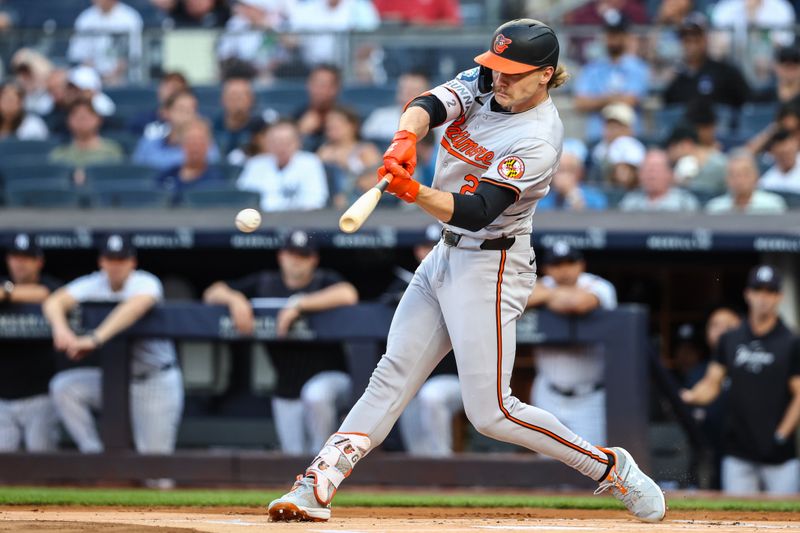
[548,65,569,90]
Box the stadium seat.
[651,105,686,142]
[90,187,171,208]
[85,164,160,183]
[341,85,396,117]
[0,139,60,157]
[0,164,73,183]
[209,164,243,182]
[181,187,261,208]
[602,185,628,208]
[5,178,79,208]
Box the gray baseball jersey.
[66,270,177,376]
[337,70,612,483]
[429,67,563,240]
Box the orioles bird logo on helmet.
[493,34,513,54]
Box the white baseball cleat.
[595,447,666,522]
[268,475,331,522]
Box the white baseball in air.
[235,208,261,233]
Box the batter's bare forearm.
[397,106,431,140]
[415,185,455,222]
[776,377,800,439]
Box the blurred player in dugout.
[0,233,61,452]
[526,241,617,446]
[44,234,184,455]
[203,229,358,454]
[682,265,800,495]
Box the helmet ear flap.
[478,65,493,93]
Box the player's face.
[543,260,584,286]
[491,67,553,113]
[6,253,43,284]
[99,257,136,289]
[744,288,782,320]
[277,249,319,284]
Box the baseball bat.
[338,176,391,233]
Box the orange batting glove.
[378,164,419,203]
[383,130,417,176]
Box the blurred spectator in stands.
[574,13,650,143]
[706,150,787,213]
[753,45,800,104]
[156,0,230,27]
[682,265,800,495]
[203,229,358,454]
[655,0,693,25]
[227,116,272,165]
[317,105,381,208]
[288,0,380,67]
[214,77,262,158]
[362,70,429,142]
[217,0,294,79]
[66,66,117,119]
[156,118,225,205]
[40,69,70,137]
[747,101,800,154]
[590,103,646,189]
[759,129,800,194]
[376,224,462,456]
[663,14,750,111]
[565,0,647,25]
[237,119,329,211]
[10,49,54,117]
[0,0,16,33]
[527,241,618,445]
[0,83,48,141]
[68,0,143,86]
[48,99,124,183]
[666,125,727,194]
[0,234,60,452]
[537,151,608,211]
[46,234,183,458]
[133,90,221,170]
[684,98,722,151]
[711,0,795,52]
[129,71,189,135]
[373,0,461,25]
[620,148,700,211]
[294,64,342,152]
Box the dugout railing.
[0,302,649,488]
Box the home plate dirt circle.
[1,507,800,532]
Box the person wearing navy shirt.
[663,13,750,110]
[156,118,225,205]
[682,265,800,494]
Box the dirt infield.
[2,506,800,532]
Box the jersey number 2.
[459,174,479,195]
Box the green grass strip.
[0,487,797,513]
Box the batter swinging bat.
[338,176,391,233]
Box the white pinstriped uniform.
[532,272,617,446]
[49,271,183,453]
[337,68,613,481]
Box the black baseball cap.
[542,241,584,265]
[678,12,708,36]
[603,11,630,33]
[8,232,42,257]
[776,45,800,64]
[746,265,782,292]
[99,234,136,259]
[282,229,317,255]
